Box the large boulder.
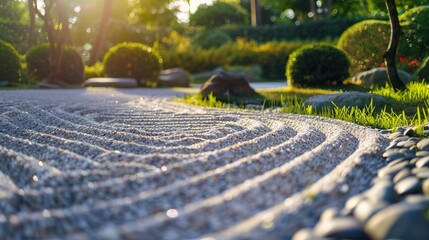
[352,67,414,87]
[83,78,137,88]
[200,72,258,99]
[158,68,191,87]
[304,91,390,111]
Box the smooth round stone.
[416,170,429,180]
[382,148,407,158]
[423,179,429,196]
[378,161,411,179]
[417,138,429,151]
[416,156,429,168]
[292,228,326,240]
[314,217,370,240]
[345,194,365,211]
[394,177,422,196]
[319,207,340,222]
[354,199,388,223]
[410,157,420,165]
[404,195,429,208]
[386,151,415,162]
[395,127,406,134]
[412,167,429,175]
[387,158,408,167]
[365,181,398,204]
[400,141,417,148]
[388,132,404,140]
[416,151,429,157]
[393,168,412,184]
[404,127,416,137]
[365,203,429,240]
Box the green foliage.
[191,30,232,49]
[286,44,350,87]
[103,42,163,86]
[220,17,368,42]
[399,6,429,60]
[337,20,390,74]
[84,62,104,79]
[190,1,248,27]
[26,44,85,85]
[161,39,305,79]
[0,39,22,83]
[415,57,429,82]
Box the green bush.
[190,1,248,27]
[192,30,232,49]
[337,20,390,75]
[26,44,84,85]
[286,44,350,88]
[84,62,104,79]
[0,39,22,83]
[416,57,429,81]
[103,42,162,87]
[399,6,429,60]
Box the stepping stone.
[83,78,138,88]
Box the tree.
[89,0,114,65]
[250,0,261,26]
[384,0,406,91]
[128,0,178,26]
[32,0,71,85]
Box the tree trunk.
[89,0,114,65]
[56,0,72,45]
[28,0,36,49]
[250,0,261,27]
[384,0,406,91]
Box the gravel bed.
[0,89,389,239]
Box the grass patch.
[178,82,429,132]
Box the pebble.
[416,156,429,168]
[394,177,422,196]
[417,138,429,151]
[314,217,370,240]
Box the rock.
[319,207,340,222]
[404,127,417,137]
[417,139,429,151]
[393,168,412,183]
[416,151,429,157]
[36,82,61,89]
[354,199,388,223]
[416,156,429,168]
[314,217,370,240]
[0,81,14,87]
[345,194,365,211]
[158,68,191,87]
[365,180,398,204]
[304,92,389,112]
[378,161,411,179]
[394,177,422,196]
[200,72,259,99]
[352,67,414,87]
[423,179,429,196]
[292,228,326,240]
[83,78,137,88]
[365,203,429,240]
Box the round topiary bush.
[26,44,84,85]
[286,44,350,88]
[337,20,390,75]
[0,39,22,83]
[399,6,429,61]
[103,42,163,87]
[191,30,232,49]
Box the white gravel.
[0,88,388,239]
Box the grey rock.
[158,68,191,87]
[83,78,137,88]
[365,181,398,204]
[345,194,365,211]
[416,151,429,157]
[404,127,416,137]
[378,161,411,179]
[352,67,414,87]
[314,217,370,240]
[200,72,259,99]
[416,169,429,179]
[304,92,389,112]
[365,203,429,240]
[388,132,404,140]
[0,81,14,87]
[417,138,429,151]
[416,156,429,168]
[292,228,327,240]
[393,168,412,184]
[423,179,429,196]
[354,199,389,223]
[319,207,340,222]
[394,177,422,196]
[387,158,408,167]
[36,82,61,89]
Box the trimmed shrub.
[190,1,248,27]
[26,44,84,85]
[103,42,163,87]
[0,39,22,83]
[286,44,350,88]
[337,20,390,75]
[416,57,429,82]
[192,30,232,49]
[399,6,429,60]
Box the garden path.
[0,88,388,239]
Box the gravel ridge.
[0,89,388,239]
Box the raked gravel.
[0,88,388,239]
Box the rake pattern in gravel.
[0,89,388,239]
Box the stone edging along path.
[0,88,424,239]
